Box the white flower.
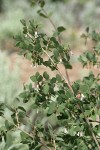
[35,31,38,38]
[60,59,62,62]
[80,94,85,101]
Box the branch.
[2,116,51,150]
[42,9,56,30]
[53,139,56,150]
[89,119,100,124]
[27,31,73,92]
[2,116,33,139]
[65,69,73,93]
[42,8,73,93]
[42,48,73,93]
[42,8,61,44]
[80,106,100,150]
[86,118,100,150]
[15,109,20,128]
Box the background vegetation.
[0,0,100,50]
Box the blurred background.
[0,0,100,104]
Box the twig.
[89,119,100,124]
[27,32,35,42]
[15,109,20,128]
[80,106,100,150]
[27,31,73,92]
[42,48,73,92]
[27,18,74,93]
[65,69,73,93]
[42,8,73,93]
[42,8,61,43]
[2,116,33,139]
[86,118,100,150]
[27,19,73,93]
[2,116,51,150]
[42,8,56,30]
[53,139,56,150]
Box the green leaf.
[95,43,100,53]
[43,71,49,80]
[29,83,33,91]
[50,37,58,44]
[30,1,36,7]
[91,30,100,42]
[30,72,43,82]
[6,131,14,147]
[34,144,42,150]
[19,91,29,98]
[28,44,34,51]
[30,103,38,109]
[42,83,49,95]
[37,75,43,82]
[17,144,29,150]
[39,13,47,18]
[54,49,59,58]
[65,89,73,98]
[56,74,62,82]
[56,137,64,142]
[43,60,51,67]
[5,120,9,130]
[48,102,57,115]
[0,112,4,116]
[50,77,56,84]
[20,132,29,141]
[18,106,26,112]
[86,52,94,61]
[29,19,35,28]
[78,55,87,62]
[80,84,90,94]
[34,42,41,52]
[68,127,75,136]
[86,27,89,33]
[5,120,14,130]
[0,103,5,113]
[18,112,26,122]
[57,103,66,113]
[20,19,26,26]
[57,26,66,32]
[84,110,91,117]
[63,60,72,69]
[47,143,54,148]
[36,72,43,82]
[30,75,37,82]
[40,1,45,8]
[23,26,27,34]
[26,52,32,60]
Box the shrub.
[0,1,100,150]
[0,51,21,104]
[0,51,21,149]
